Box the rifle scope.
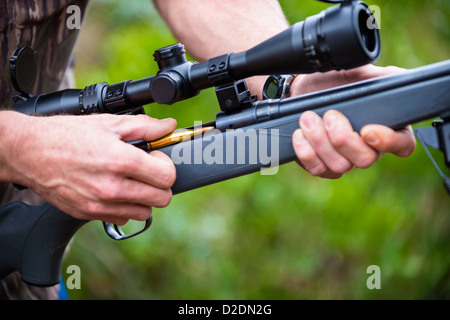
[13,0,380,116]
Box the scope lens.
[358,9,377,53]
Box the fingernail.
[161,118,176,126]
[292,129,303,146]
[324,114,336,130]
[364,131,379,146]
[292,129,304,157]
[300,112,316,131]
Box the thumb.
[114,115,177,142]
[360,124,416,157]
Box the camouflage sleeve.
[0,0,89,300]
[0,272,60,300]
[0,65,77,300]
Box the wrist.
[0,110,33,183]
[245,75,270,100]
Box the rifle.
[0,0,449,287]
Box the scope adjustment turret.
[153,43,188,70]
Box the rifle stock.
[0,202,87,286]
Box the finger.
[149,150,175,164]
[48,180,163,224]
[292,128,343,179]
[65,200,153,226]
[360,124,416,157]
[293,128,326,175]
[299,111,353,174]
[90,202,153,226]
[344,64,407,81]
[323,110,380,169]
[290,65,407,96]
[295,158,343,179]
[114,144,177,189]
[112,114,177,142]
[95,176,173,208]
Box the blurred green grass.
[65,0,450,299]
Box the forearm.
[153,0,290,96]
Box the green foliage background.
[65,0,450,299]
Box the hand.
[2,112,177,225]
[290,65,416,179]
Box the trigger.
[103,215,153,240]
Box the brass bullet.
[149,126,214,150]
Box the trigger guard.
[103,216,153,240]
